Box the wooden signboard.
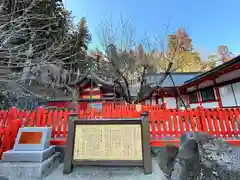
[63,112,152,174]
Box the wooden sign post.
[63,112,152,174]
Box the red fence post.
[1,119,22,159]
[0,110,8,128]
[8,107,18,123]
[198,107,208,132]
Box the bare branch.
[0,0,93,107]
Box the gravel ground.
[44,158,167,180]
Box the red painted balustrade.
[0,105,240,159]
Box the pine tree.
[77,17,92,51]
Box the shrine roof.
[184,55,240,85]
[145,72,201,87]
[73,71,114,87]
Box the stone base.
[0,152,61,180]
[2,146,55,162]
[43,157,167,180]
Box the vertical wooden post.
[162,96,165,106]
[140,112,152,174]
[176,96,178,109]
[198,107,207,132]
[63,120,75,174]
[213,79,223,108]
[196,85,202,107]
[186,95,190,107]
[196,107,203,132]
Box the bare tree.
[0,0,94,109]
[96,16,165,103]
[96,17,190,107]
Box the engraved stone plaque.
[13,127,52,151]
[19,132,43,144]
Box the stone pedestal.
[2,146,55,162]
[0,152,61,180]
[0,127,61,180]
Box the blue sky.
[64,0,240,59]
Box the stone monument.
[0,127,61,180]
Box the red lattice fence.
[1,105,240,159]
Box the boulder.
[152,145,179,179]
[171,133,200,180]
[195,133,240,180]
[170,132,240,180]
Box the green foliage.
[160,28,204,72]
[155,30,202,72]
[76,17,92,51]
[175,51,203,72]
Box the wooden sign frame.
[63,112,152,174]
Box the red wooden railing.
[78,105,240,146]
[149,108,240,146]
[1,105,240,159]
[0,109,21,159]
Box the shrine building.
[46,55,240,110]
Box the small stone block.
[2,146,55,162]
[0,152,61,180]
[13,127,52,151]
